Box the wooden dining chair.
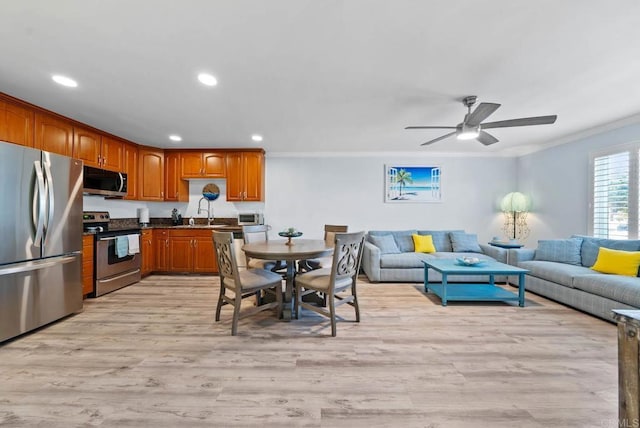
[294,231,365,336]
[298,224,348,272]
[213,231,283,336]
[242,225,285,272]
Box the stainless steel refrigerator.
[0,142,83,343]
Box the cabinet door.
[165,151,188,201]
[225,152,243,201]
[141,229,153,276]
[202,152,226,177]
[193,232,217,273]
[154,229,169,271]
[123,143,138,200]
[0,99,34,147]
[101,136,124,172]
[138,147,164,201]
[35,112,73,156]
[168,236,193,272]
[242,151,264,201]
[180,151,204,178]
[82,235,94,297]
[73,126,102,167]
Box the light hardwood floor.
[0,275,619,427]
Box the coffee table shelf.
[423,259,529,307]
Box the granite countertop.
[144,225,242,231]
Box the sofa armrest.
[479,243,507,263]
[361,241,381,282]
[510,248,535,264]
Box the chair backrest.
[329,231,365,290]
[213,231,241,290]
[324,224,348,245]
[242,224,270,244]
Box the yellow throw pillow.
[413,234,436,253]
[591,247,640,277]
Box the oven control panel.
[83,211,110,224]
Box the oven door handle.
[98,234,140,242]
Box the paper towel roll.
[138,208,150,224]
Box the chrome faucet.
[197,197,214,225]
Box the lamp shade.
[500,192,530,212]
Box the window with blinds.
[590,144,638,239]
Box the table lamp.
[500,192,530,241]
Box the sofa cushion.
[534,238,583,265]
[573,235,640,267]
[380,252,435,269]
[417,230,464,252]
[591,247,640,276]
[413,234,436,253]
[573,274,640,307]
[369,234,401,254]
[518,260,594,288]
[368,230,417,253]
[449,232,482,253]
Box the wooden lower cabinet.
[141,229,154,277]
[154,229,169,272]
[168,229,217,273]
[82,235,94,297]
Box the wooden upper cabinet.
[226,151,264,201]
[165,151,188,202]
[73,126,101,167]
[100,136,124,172]
[138,147,164,201]
[35,112,73,156]
[180,151,226,178]
[0,99,34,147]
[123,142,138,200]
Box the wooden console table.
[613,309,640,426]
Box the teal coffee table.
[423,259,529,307]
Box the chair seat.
[247,258,277,270]
[235,268,283,291]
[295,268,352,292]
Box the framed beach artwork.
[384,165,442,203]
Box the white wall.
[265,154,516,241]
[517,122,640,243]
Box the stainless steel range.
[83,211,141,297]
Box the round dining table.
[242,239,332,320]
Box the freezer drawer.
[0,254,82,343]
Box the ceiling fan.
[405,96,557,146]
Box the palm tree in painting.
[395,169,413,197]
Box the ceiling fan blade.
[481,115,557,129]
[477,131,499,146]
[420,131,456,146]
[405,126,456,130]
[465,103,501,126]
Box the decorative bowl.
[456,257,485,266]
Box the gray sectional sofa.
[510,235,640,322]
[362,229,508,283]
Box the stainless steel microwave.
[238,213,264,226]
[83,166,127,197]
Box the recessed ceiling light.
[169,135,182,142]
[197,73,217,86]
[52,74,78,88]
[251,134,263,142]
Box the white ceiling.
[1,1,640,155]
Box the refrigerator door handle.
[32,160,46,247]
[0,254,78,277]
[42,158,55,241]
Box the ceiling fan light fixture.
[457,130,479,140]
[457,124,480,140]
